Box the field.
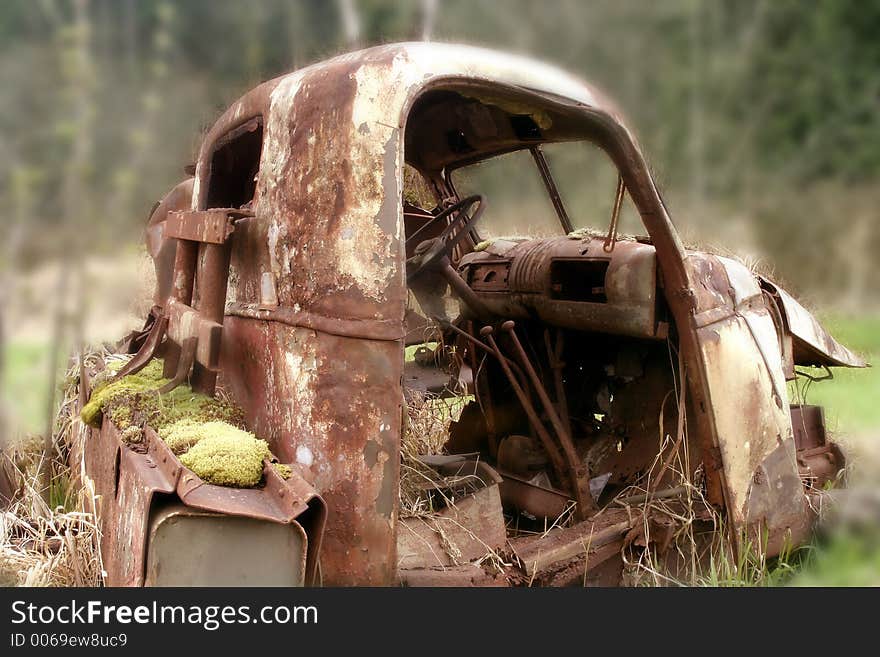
[800,315,880,436]
[781,314,880,586]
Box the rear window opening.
[205,117,264,209]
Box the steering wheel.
[405,195,485,282]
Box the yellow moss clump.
[120,425,144,445]
[159,418,208,455]
[178,426,270,488]
[81,357,276,489]
[272,463,292,479]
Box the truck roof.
[198,41,634,165]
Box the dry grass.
[399,390,473,518]
[1,350,104,587]
[398,390,511,573]
[612,347,801,587]
[0,465,102,587]
[611,346,747,587]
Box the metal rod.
[603,175,625,253]
[614,485,688,507]
[190,242,231,395]
[441,259,492,320]
[544,328,571,437]
[466,320,498,457]
[480,326,569,491]
[500,321,595,517]
[530,146,573,234]
[163,239,198,378]
[442,319,531,397]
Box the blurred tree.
[0,0,875,304]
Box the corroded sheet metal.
[221,318,401,585]
[165,209,237,245]
[203,52,410,584]
[397,461,506,570]
[510,506,636,579]
[87,421,176,587]
[460,236,659,338]
[686,255,807,538]
[760,278,867,368]
[164,298,222,370]
[399,565,509,587]
[146,178,193,306]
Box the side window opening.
[205,117,264,209]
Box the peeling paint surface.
[221,317,400,585]
[686,254,802,531]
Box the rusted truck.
[76,42,865,586]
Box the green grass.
[781,313,880,587]
[3,341,51,435]
[795,314,880,435]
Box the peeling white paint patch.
[267,221,281,274]
[190,175,201,210]
[260,272,278,307]
[296,445,314,467]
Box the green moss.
[81,356,273,488]
[272,462,292,479]
[179,426,270,487]
[120,425,144,445]
[80,359,166,426]
[108,405,133,429]
[80,358,244,432]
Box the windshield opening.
[450,140,644,241]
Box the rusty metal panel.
[511,507,636,579]
[165,209,237,245]
[91,422,177,587]
[687,255,807,540]
[397,461,506,570]
[164,298,223,369]
[461,238,659,339]
[220,318,401,585]
[791,404,828,452]
[198,53,414,586]
[146,179,194,306]
[498,471,572,520]
[399,565,509,587]
[144,504,307,587]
